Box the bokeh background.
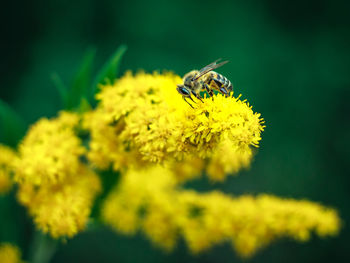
[1,0,350,262]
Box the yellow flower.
[14,112,101,238]
[83,110,146,171]
[102,166,177,238]
[87,71,264,181]
[17,164,101,238]
[14,112,85,186]
[206,138,253,181]
[165,156,204,183]
[177,192,341,257]
[0,145,17,194]
[0,243,24,263]
[102,166,341,257]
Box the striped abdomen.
[205,71,233,96]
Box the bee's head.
[176,84,191,97]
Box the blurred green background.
[1,0,350,262]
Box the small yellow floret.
[0,243,24,263]
[0,145,17,194]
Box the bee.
[176,59,232,108]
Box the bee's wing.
[192,59,229,81]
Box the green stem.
[29,231,58,263]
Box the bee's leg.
[203,83,214,100]
[183,96,195,108]
[191,91,204,103]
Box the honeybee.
[176,59,232,108]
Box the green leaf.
[91,45,127,100]
[0,100,26,146]
[68,48,96,109]
[51,72,68,108]
[77,97,92,114]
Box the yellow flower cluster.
[83,110,146,172]
[102,166,340,257]
[90,71,340,257]
[102,166,178,250]
[9,69,340,258]
[0,145,17,194]
[0,243,24,263]
[85,72,264,181]
[14,112,85,185]
[14,112,101,238]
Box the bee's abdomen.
[208,72,233,93]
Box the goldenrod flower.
[14,112,101,238]
[102,166,178,250]
[0,145,17,194]
[176,192,340,257]
[0,243,24,263]
[17,164,101,238]
[86,72,264,181]
[102,166,340,257]
[83,110,147,171]
[165,156,204,183]
[14,112,85,186]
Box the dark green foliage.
[68,48,96,110]
[52,45,126,111]
[92,45,127,99]
[0,100,25,146]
